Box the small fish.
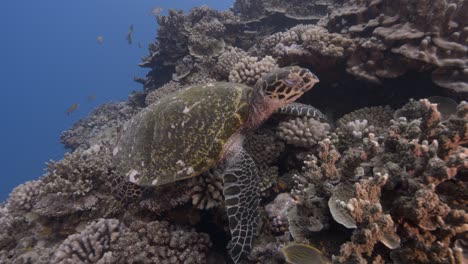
[97,35,104,44]
[427,96,457,120]
[66,103,79,116]
[150,7,163,16]
[87,94,96,102]
[280,243,330,264]
[126,24,133,44]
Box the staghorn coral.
[228,55,278,85]
[52,218,123,264]
[277,116,330,148]
[115,220,211,264]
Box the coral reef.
[115,220,211,264]
[52,218,123,263]
[60,102,139,150]
[277,116,330,148]
[144,81,182,106]
[2,1,467,263]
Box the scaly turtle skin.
[113,82,251,186]
[113,66,321,263]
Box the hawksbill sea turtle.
[112,66,325,263]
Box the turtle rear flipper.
[223,146,260,264]
[275,102,327,121]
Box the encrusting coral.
[2,0,467,263]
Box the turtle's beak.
[300,70,319,93]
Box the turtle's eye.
[260,67,319,102]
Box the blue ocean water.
[0,0,233,201]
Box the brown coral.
[277,116,330,148]
[228,55,278,85]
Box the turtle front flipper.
[223,146,260,264]
[275,102,327,121]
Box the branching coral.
[337,106,394,134]
[245,130,285,194]
[52,218,123,264]
[3,2,467,264]
[254,24,356,68]
[265,193,295,234]
[114,220,211,264]
[283,99,466,262]
[277,116,330,148]
[144,6,239,68]
[40,144,112,197]
[139,182,192,215]
[189,168,224,210]
[6,180,42,213]
[228,55,278,85]
[332,174,400,263]
[214,46,249,78]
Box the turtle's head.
[253,66,319,109]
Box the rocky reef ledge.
[2,1,466,263]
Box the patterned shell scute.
[113,82,251,186]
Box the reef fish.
[97,35,104,44]
[427,96,457,120]
[87,94,96,102]
[126,24,133,44]
[66,103,79,116]
[280,243,330,264]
